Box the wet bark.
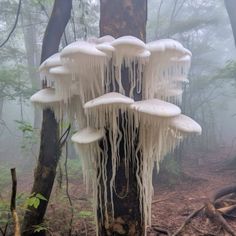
[99,1,147,235]
[22,1,72,235]
[224,0,236,46]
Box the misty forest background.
[1,0,236,235]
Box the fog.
[0,0,236,173]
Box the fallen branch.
[172,206,204,236]
[10,168,20,236]
[218,204,236,215]
[151,225,171,236]
[205,201,236,236]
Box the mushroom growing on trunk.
[31,35,201,235]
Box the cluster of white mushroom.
[31,35,201,232]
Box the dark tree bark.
[22,1,72,235]
[99,1,147,235]
[224,0,236,46]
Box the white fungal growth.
[49,66,74,102]
[39,53,61,83]
[130,99,182,227]
[30,88,64,120]
[32,35,200,236]
[169,114,202,135]
[96,35,115,44]
[60,41,110,104]
[111,36,149,95]
[144,39,191,103]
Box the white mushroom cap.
[30,88,62,104]
[61,41,106,57]
[71,127,104,144]
[96,43,115,57]
[49,66,71,76]
[169,114,202,134]
[130,99,181,117]
[111,36,146,54]
[39,53,61,72]
[147,41,165,53]
[96,35,115,44]
[84,92,134,109]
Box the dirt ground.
[9,146,236,235]
[150,147,236,235]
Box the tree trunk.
[22,1,72,235]
[98,1,147,235]
[224,0,236,46]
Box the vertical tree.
[22,1,72,235]
[224,0,236,45]
[98,1,147,235]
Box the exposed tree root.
[172,185,236,236]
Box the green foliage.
[25,193,47,209]
[15,120,39,151]
[0,199,10,226]
[0,66,33,101]
[33,223,51,234]
[215,60,236,80]
[0,166,11,189]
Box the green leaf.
[33,198,40,209]
[35,193,47,201]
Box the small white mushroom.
[96,35,115,44]
[84,92,134,109]
[130,99,181,117]
[49,66,77,102]
[96,43,115,58]
[71,127,104,144]
[30,88,61,104]
[30,88,64,120]
[111,35,146,55]
[71,127,105,194]
[169,114,202,134]
[39,53,61,74]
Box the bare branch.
[0,0,22,48]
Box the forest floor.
[150,146,236,236]
[2,146,236,235]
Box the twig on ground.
[172,206,204,236]
[151,225,171,235]
[10,168,20,236]
[191,224,219,236]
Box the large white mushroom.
[32,35,200,236]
